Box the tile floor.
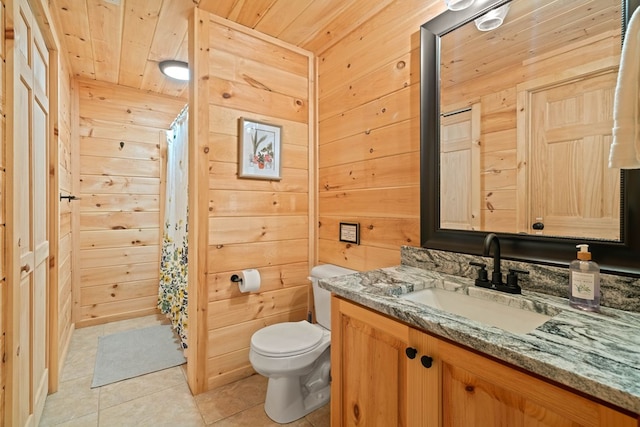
[39,314,330,427]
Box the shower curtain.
[158,106,189,349]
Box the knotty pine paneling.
[189,12,314,392]
[317,0,446,270]
[77,79,184,327]
[0,0,5,416]
[207,262,309,302]
[318,217,419,250]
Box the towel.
[609,7,640,169]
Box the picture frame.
[238,117,282,180]
[339,222,360,245]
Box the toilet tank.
[310,264,356,330]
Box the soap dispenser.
[569,244,600,312]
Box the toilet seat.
[251,321,324,357]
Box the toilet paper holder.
[230,274,243,284]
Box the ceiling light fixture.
[474,3,510,31]
[159,60,189,81]
[444,0,475,11]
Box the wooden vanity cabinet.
[330,296,638,427]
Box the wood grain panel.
[208,105,309,144]
[80,175,160,195]
[208,190,308,216]
[79,245,160,269]
[60,212,71,237]
[208,162,308,192]
[80,137,160,160]
[318,217,419,249]
[318,0,442,87]
[207,285,308,329]
[207,75,308,124]
[207,262,309,302]
[209,216,308,245]
[208,239,308,272]
[78,79,185,128]
[79,262,159,288]
[319,83,419,143]
[195,13,314,392]
[79,118,166,143]
[80,279,158,306]
[207,20,309,77]
[117,1,163,89]
[80,212,160,231]
[319,152,419,192]
[79,229,159,250]
[481,210,518,233]
[319,187,419,218]
[481,129,517,154]
[318,239,400,271]
[210,49,309,99]
[300,0,395,54]
[79,296,158,323]
[80,155,159,178]
[79,194,159,213]
[77,80,181,326]
[319,119,419,165]
[208,308,308,357]
[482,149,517,174]
[319,49,416,121]
[206,351,256,391]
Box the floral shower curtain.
[158,106,189,349]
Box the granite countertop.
[319,265,640,414]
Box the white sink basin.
[400,288,552,335]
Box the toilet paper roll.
[238,269,261,292]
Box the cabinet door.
[331,297,411,427]
[407,327,440,427]
[438,339,637,427]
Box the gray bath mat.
[91,324,186,388]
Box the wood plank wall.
[76,79,185,327]
[317,0,446,269]
[189,11,314,392]
[0,0,6,421]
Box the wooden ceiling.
[440,0,621,90]
[49,0,394,99]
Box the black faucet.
[483,233,502,286]
[470,233,526,294]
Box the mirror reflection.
[439,0,622,241]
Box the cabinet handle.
[405,347,418,359]
[421,355,433,368]
[21,264,31,273]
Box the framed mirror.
[421,0,640,276]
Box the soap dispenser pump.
[569,244,600,311]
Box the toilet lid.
[251,321,324,357]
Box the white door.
[7,0,50,425]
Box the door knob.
[532,222,544,230]
[421,355,433,368]
[405,347,418,359]
[21,264,31,273]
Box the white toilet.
[249,264,356,424]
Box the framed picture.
[238,117,282,180]
[339,222,360,245]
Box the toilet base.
[264,376,330,424]
[263,349,331,424]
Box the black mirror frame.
[420,0,640,277]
